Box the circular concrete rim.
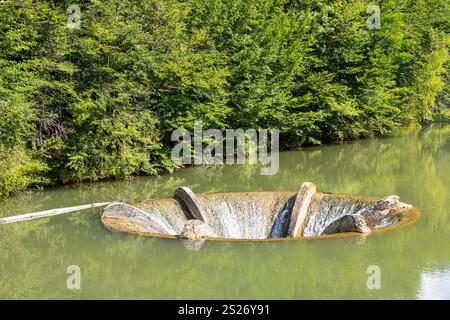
[103,208,420,242]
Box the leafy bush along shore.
[0,0,448,199]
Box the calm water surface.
[1,124,449,299]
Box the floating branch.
[0,202,113,225]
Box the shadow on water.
[0,124,449,299]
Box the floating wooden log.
[174,187,208,224]
[0,202,112,225]
[287,182,316,237]
[320,195,413,235]
[321,214,371,235]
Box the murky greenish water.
[1,124,449,299]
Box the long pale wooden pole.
[0,202,112,225]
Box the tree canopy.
[0,0,449,198]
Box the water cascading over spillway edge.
[101,183,419,244]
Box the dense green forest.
[0,0,448,199]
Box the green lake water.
[1,124,449,299]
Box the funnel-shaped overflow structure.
[101,183,419,244]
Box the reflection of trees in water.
[0,223,426,299]
[0,124,449,298]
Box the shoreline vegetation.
[0,0,449,200]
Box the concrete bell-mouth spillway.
[101,183,420,249]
